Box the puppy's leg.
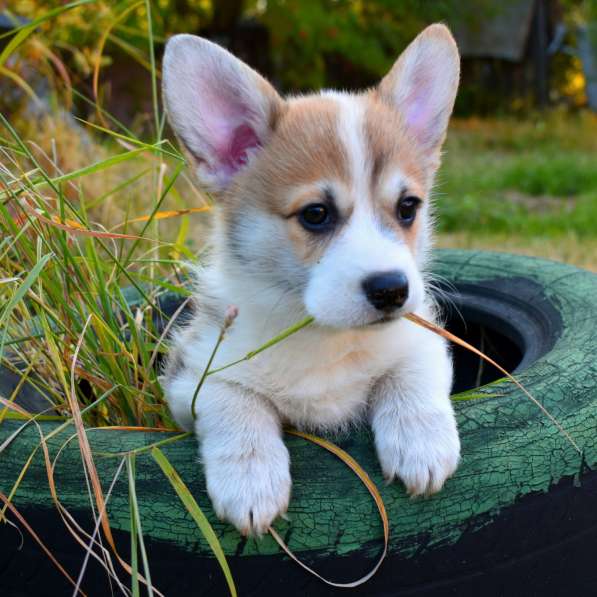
[370,332,460,495]
[167,369,290,535]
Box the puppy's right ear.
[163,35,283,193]
[378,24,459,156]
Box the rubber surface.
[1,250,596,596]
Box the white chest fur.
[205,314,425,429]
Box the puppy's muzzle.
[362,271,409,312]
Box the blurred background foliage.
[6,0,597,119]
[2,0,597,269]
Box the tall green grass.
[0,4,233,593]
[0,112,192,427]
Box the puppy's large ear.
[163,35,283,192]
[378,24,459,154]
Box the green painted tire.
[1,250,596,596]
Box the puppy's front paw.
[203,439,291,536]
[375,410,460,496]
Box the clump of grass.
[0,4,242,593]
[0,0,219,429]
[0,110,202,428]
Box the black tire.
[0,250,596,597]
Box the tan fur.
[219,92,435,263]
[224,96,348,210]
[218,96,352,264]
[365,93,428,188]
[264,96,350,198]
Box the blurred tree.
[253,0,473,91]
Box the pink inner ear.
[211,122,261,182]
[407,89,430,130]
[401,62,450,148]
[225,123,260,169]
[404,72,434,138]
[194,74,266,185]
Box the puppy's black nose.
[362,271,409,312]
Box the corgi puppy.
[162,24,461,536]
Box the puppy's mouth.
[367,313,399,326]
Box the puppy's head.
[163,25,459,328]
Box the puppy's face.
[163,25,460,328]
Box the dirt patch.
[503,191,577,214]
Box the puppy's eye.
[299,203,332,231]
[396,196,421,226]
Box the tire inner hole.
[440,302,524,395]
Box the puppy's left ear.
[378,24,460,154]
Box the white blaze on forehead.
[378,169,409,200]
[322,91,370,202]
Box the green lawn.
[436,112,597,271]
